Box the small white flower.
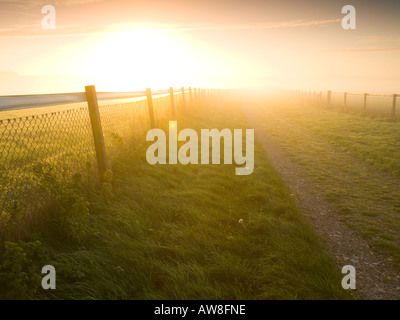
[239,218,247,230]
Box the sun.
[87,28,198,92]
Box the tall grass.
[0,96,350,300]
[247,96,400,265]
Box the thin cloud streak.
[0,18,341,38]
[359,36,400,44]
[0,0,102,9]
[327,46,400,53]
[162,19,341,32]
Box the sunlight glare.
[90,29,197,91]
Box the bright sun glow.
[86,29,203,91]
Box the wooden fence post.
[344,92,347,111]
[189,86,193,107]
[146,88,155,128]
[363,93,367,113]
[181,87,186,107]
[85,85,108,178]
[327,90,331,107]
[392,94,397,118]
[169,87,175,118]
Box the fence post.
[344,92,347,111]
[182,87,187,107]
[169,87,175,118]
[85,85,108,178]
[392,94,397,118]
[146,88,156,128]
[189,86,193,107]
[363,93,367,113]
[327,90,331,107]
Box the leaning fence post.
[363,93,367,113]
[327,90,331,107]
[146,88,156,128]
[392,94,397,118]
[169,87,176,118]
[85,85,108,178]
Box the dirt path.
[243,99,400,300]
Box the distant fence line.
[0,86,220,226]
[85,86,216,177]
[299,90,399,118]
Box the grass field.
[0,96,351,299]
[245,95,400,265]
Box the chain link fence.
[0,87,203,236]
[0,106,96,225]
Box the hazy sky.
[0,0,399,94]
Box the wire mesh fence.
[0,106,96,227]
[302,90,399,119]
[0,87,208,233]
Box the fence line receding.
[299,90,399,118]
[0,86,220,226]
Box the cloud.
[327,46,400,52]
[160,19,341,32]
[0,18,341,38]
[0,0,103,9]
[359,36,400,44]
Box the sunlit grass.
[248,97,400,266]
[0,96,351,299]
